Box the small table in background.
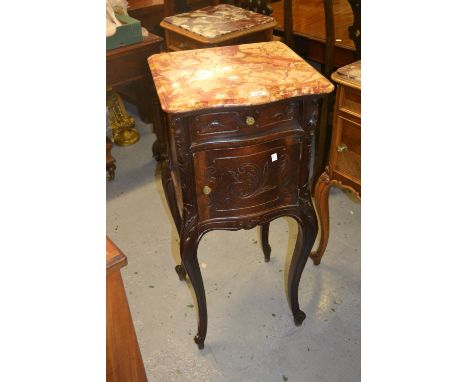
[310,60,361,265]
[160,4,277,51]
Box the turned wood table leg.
[181,230,207,350]
[310,169,332,265]
[260,223,271,262]
[106,137,116,181]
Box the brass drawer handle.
[179,42,189,50]
[337,143,348,153]
[202,185,212,196]
[246,116,255,126]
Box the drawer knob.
[179,42,189,50]
[202,185,212,196]
[246,116,256,126]
[337,143,348,153]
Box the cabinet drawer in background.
[338,85,361,117]
[165,30,204,51]
[333,116,361,181]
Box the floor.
[106,104,361,382]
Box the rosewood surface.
[149,41,333,349]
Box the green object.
[106,14,143,51]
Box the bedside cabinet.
[148,41,333,349]
[310,60,361,265]
[160,4,276,52]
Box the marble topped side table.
[160,4,276,51]
[148,41,333,349]
[310,60,361,265]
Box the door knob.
[245,116,255,126]
[203,185,212,195]
[337,143,348,153]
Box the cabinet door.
[332,115,361,182]
[193,137,301,222]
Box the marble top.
[162,4,276,40]
[148,41,334,114]
[333,60,361,89]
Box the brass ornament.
[106,89,140,146]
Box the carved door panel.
[193,137,302,222]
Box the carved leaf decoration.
[204,153,290,209]
[227,163,263,198]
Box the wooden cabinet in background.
[107,237,147,382]
[310,61,361,265]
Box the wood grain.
[160,96,324,348]
[310,65,361,264]
[272,0,354,49]
[107,238,147,382]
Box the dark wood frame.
[158,95,322,349]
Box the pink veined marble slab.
[336,60,361,84]
[162,4,276,40]
[331,60,361,91]
[148,41,334,114]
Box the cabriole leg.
[288,213,317,326]
[260,222,271,262]
[310,169,332,265]
[181,231,207,349]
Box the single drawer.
[164,28,274,52]
[164,30,205,51]
[189,100,302,148]
[338,85,361,116]
[332,116,361,181]
[193,136,302,222]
